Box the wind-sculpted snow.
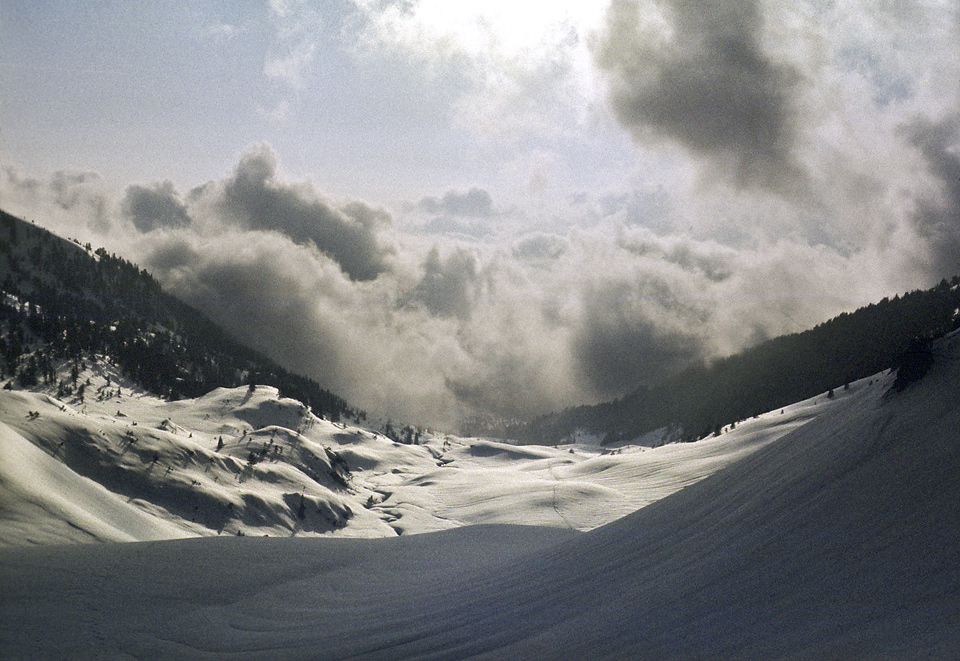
[2,334,958,657]
[0,369,396,543]
[0,355,829,544]
[0,420,189,545]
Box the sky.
[1,0,959,431]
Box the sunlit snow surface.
[2,334,959,658]
[0,357,818,544]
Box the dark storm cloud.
[215,145,393,281]
[409,246,479,320]
[593,0,806,194]
[903,115,960,277]
[121,181,190,233]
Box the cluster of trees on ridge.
[0,209,360,423]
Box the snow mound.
[0,375,395,543]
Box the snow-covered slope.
[0,370,395,543]
[1,353,849,544]
[2,333,957,658]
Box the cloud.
[418,188,495,218]
[902,115,960,276]
[0,166,113,237]
[125,206,917,428]
[345,0,606,144]
[571,278,705,396]
[410,188,502,239]
[199,22,247,44]
[264,0,322,91]
[121,181,190,233]
[408,245,479,320]
[141,230,356,395]
[511,232,568,262]
[204,145,394,281]
[592,0,807,195]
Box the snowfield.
[0,357,822,545]
[1,333,959,658]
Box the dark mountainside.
[0,209,359,422]
[496,277,960,445]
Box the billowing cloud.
[141,230,358,394]
[903,115,960,275]
[121,181,190,233]
[0,166,113,237]
[204,145,394,281]
[408,246,479,320]
[593,0,806,195]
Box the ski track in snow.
[1,334,959,658]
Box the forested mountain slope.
[509,275,960,444]
[0,209,358,422]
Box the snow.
[2,355,838,543]
[1,335,958,658]
[0,420,188,545]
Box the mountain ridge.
[0,208,360,423]
[496,274,960,444]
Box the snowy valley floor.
[2,334,959,658]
